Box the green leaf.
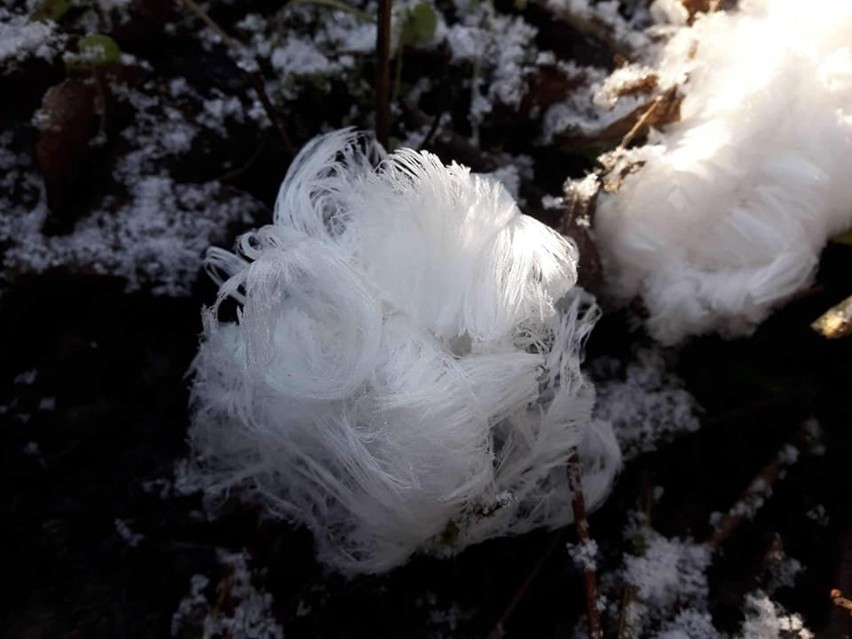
[78,34,121,65]
[29,0,73,22]
[68,34,121,70]
[830,227,852,246]
[438,519,460,547]
[400,2,437,49]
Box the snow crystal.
[543,0,652,56]
[23,441,40,456]
[271,39,330,77]
[171,574,210,637]
[0,79,262,296]
[114,518,144,547]
[567,538,599,572]
[738,592,814,639]
[171,551,284,639]
[230,4,377,106]
[5,175,258,296]
[654,609,718,639]
[542,63,643,144]
[141,477,173,500]
[592,347,700,459]
[623,531,711,615]
[482,165,522,199]
[14,369,37,385]
[0,9,65,68]
[446,2,539,132]
[767,553,803,594]
[446,24,489,62]
[805,504,829,526]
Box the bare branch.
[375,0,393,146]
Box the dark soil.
[2,244,852,638]
[3,1,852,637]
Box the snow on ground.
[592,346,700,459]
[171,550,285,639]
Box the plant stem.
[568,451,604,639]
[376,0,393,146]
[487,528,568,639]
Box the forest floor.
[2,0,852,637]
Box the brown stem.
[568,451,604,639]
[375,0,393,147]
[401,100,500,171]
[616,475,653,639]
[536,0,636,61]
[418,108,444,151]
[827,533,852,638]
[246,72,295,156]
[618,86,680,150]
[706,423,814,552]
[181,0,240,49]
[831,589,852,612]
[180,0,294,155]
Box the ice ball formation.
[188,130,620,574]
[596,0,852,344]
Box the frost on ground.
[738,592,814,639]
[114,518,144,548]
[0,0,265,295]
[447,0,538,134]
[587,512,812,639]
[0,7,65,66]
[171,550,284,639]
[609,519,713,638]
[592,346,700,459]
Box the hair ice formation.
[595,0,852,344]
[188,130,619,574]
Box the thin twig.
[181,0,240,49]
[375,0,393,146]
[618,86,679,150]
[246,72,295,155]
[401,100,500,171]
[812,292,852,339]
[487,451,603,639]
[180,0,294,155]
[487,528,569,639]
[217,138,268,182]
[568,451,604,639]
[536,0,636,61]
[831,589,852,612]
[418,109,444,151]
[755,533,785,584]
[828,534,852,637]
[616,475,653,639]
[706,423,814,552]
